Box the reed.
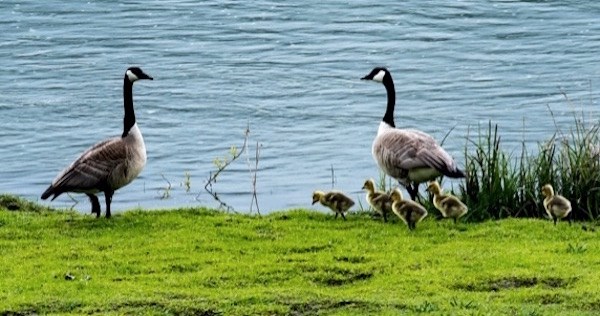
[460,115,600,222]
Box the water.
[2,1,600,214]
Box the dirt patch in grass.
[0,195,50,212]
[303,266,374,286]
[334,255,369,264]
[454,276,577,292]
[286,299,387,316]
[287,244,332,254]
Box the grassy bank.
[1,195,599,315]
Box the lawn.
[0,194,599,315]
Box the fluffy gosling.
[312,190,355,220]
[427,181,468,224]
[389,188,428,230]
[541,184,572,225]
[362,178,393,222]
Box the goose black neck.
[382,76,396,128]
[122,78,135,138]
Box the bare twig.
[181,171,191,193]
[201,126,250,212]
[330,164,336,189]
[66,193,79,211]
[159,174,172,199]
[247,140,262,215]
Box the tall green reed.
[460,116,600,222]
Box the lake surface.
[2,1,600,214]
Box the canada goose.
[312,190,355,220]
[541,184,572,225]
[361,67,465,201]
[389,188,428,230]
[362,178,392,222]
[41,67,153,218]
[426,181,468,223]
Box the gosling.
[362,178,393,222]
[312,190,355,220]
[389,188,428,230]
[541,184,572,225]
[427,181,468,224]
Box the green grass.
[1,195,600,315]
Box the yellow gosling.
[312,190,355,220]
[362,178,393,222]
[389,188,428,230]
[427,181,468,224]
[541,184,572,225]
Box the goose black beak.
[360,76,370,80]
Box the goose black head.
[361,67,390,83]
[126,67,154,82]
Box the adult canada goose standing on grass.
[541,184,572,225]
[41,67,153,218]
[361,67,465,201]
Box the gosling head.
[541,184,555,198]
[361,67,391,83]
[362,179,376,192]
[426,181,442,195]
[126,67,154,83]
[312,191,325,205]
[389,188,404,202]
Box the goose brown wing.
[375,129,463,177]
[51,137,126,192]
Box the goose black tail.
[442,168,466,179]
[41,185,59,201]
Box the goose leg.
[340,212,347,221]
[334,212,339,220]
[104,190,114,219]
[406,183,419,201]
[86,193,101,218]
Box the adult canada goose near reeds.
[361,67,465,201]
[41,67,153,218]
[541,184,572,225]
[312,190,355,220]
[426,180,468,224]
[362,178,392,222]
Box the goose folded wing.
[416,144,461,176]
[52,138,127,191]
[377,130,444,170]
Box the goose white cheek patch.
[126,70,139,82]
[372,70,386,82]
